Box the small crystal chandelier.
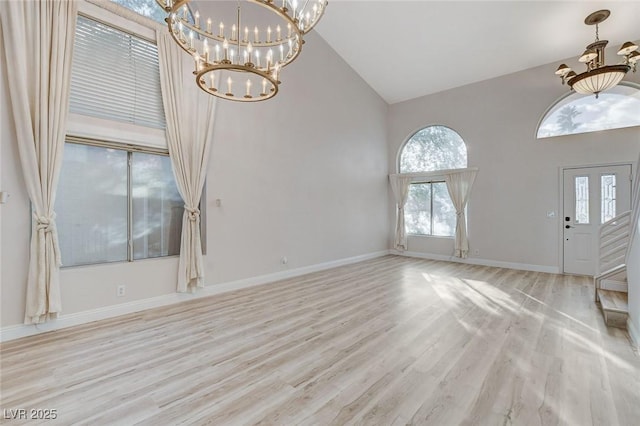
[555,10,638,98]
[156,0,328,102]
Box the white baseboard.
[628,317,640,351]
[395,250,560,274]
[600,279,628,292]
[0,250,391,343]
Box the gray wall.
[388,53,640,271]
[0,30,390,327]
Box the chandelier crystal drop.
[156,0,328,102]
[554,9,638,98]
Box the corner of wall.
[628,316,640,350]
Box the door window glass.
[601,174,616,223]
[575,176,589,224]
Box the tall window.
[55,8,191,267]
[537,84,640,138]
[399,126,467,237]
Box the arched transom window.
[537,84,640,139]
[399,126,468,237]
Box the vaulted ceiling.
[194,1,640,104]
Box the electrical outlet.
[281,256,288,265]
[474,249,480,256]
[117,285,126,297]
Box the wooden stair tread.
[598,289,628,314]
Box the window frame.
[58,138,204,268]
[397,124,468,174]
[397,125,468,239]
[536,81,640,139]
[55,2,206,268]
[405,180,457,238]
[68,1,166,149]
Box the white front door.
[563,164,632,275]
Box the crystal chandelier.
[555,10,638,98]
[156,0,328,102]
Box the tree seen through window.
[399,126,467,237]
[110,0,174,24]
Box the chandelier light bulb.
[246,79,252,98]
[618,41,639,56]
[578,49,597,63]
[555,64,571,76]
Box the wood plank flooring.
[1,255,639,425]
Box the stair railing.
[626,156,639,262]
[595,211,631,302]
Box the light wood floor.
[1,256,639,425]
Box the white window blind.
[70,15,165,129]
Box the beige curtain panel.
[157,32,217,293]
[389,175,413,251]
[1,0,77,324]
[445,169,478,258]
[390,168,478,257]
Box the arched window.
[537,83,640,139]
[399,126,467,237]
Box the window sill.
[60,255,180,270]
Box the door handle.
[565,225,574,229]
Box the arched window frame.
[395,125,469,238]
[397,125,468,174]
[536,82,640,139]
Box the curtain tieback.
[34,213,62,266]
[456,211,464,217]
[185,206,200,222]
